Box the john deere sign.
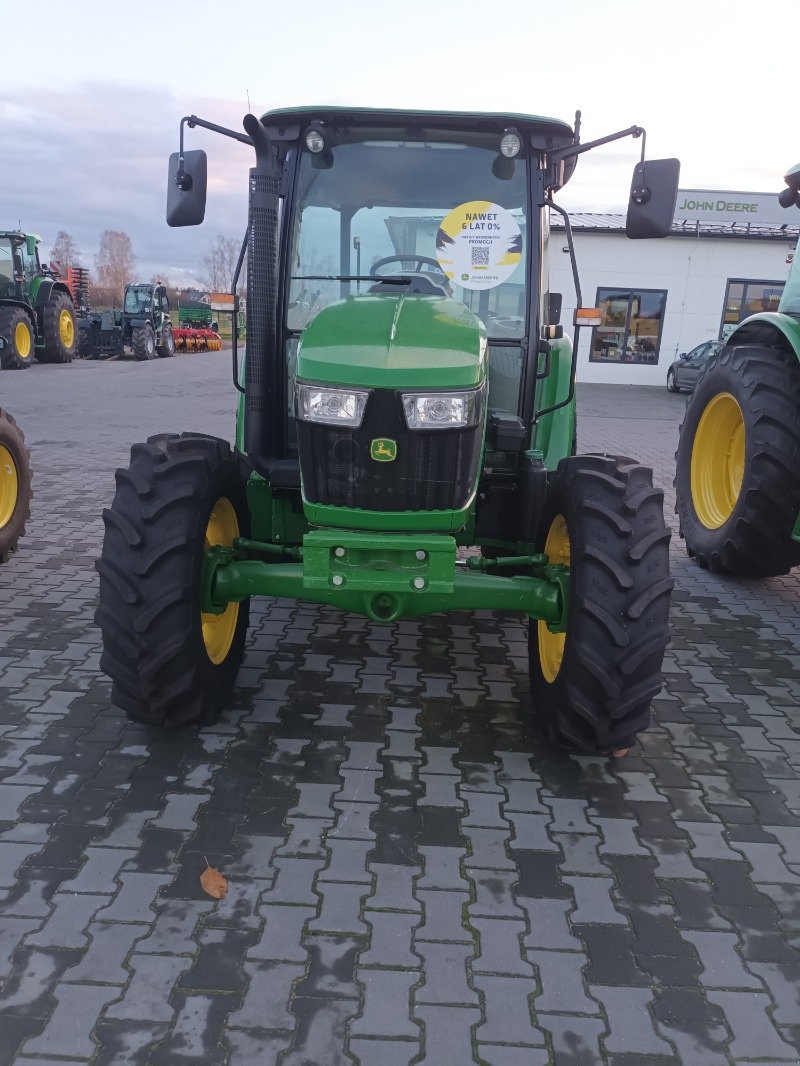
[675,190,787,227]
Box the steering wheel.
[369,253,452,296]
[370,254,446,279]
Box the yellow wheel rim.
[0,445,19,528]
[690,392,745,529]
[538,514,570,683]
[14,320,32,359]
[201,497,240,664]
[59,308,75,347]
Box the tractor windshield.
[124,287,153,314]
[287,128,528,341]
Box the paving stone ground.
[1,354,799,1065]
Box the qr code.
[471,245,490,267]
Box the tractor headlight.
[402,386,485,430]
[295,382,369,428]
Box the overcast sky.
[2,0,796,284]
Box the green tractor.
[0,231,78,369]
[96,106,679,754]
[0,408,32,563]
[675,163,800,576]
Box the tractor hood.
[296,293,487,390]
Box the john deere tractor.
[96,106,679,754]
[0,409,32,563]
[0,232,78,369]
[675,163,800,576]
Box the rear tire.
[131,325,156,360]
[38,292,77,363]
[0,408,32,563]
[95,433,250,726]
[675,343,800,576]
[156,325,175,358]
[529,454,672,753]
[0,308,35,369]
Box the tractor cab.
[124,284,156,315]
[0,232,38,301]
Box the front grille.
[298,388,483,512]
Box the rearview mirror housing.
[625,158,680,239]
[167,149,208,227]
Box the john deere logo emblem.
[370,438,397,462]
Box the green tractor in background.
[675,163,800,576]
[0,231,78,369]
[0,408,32,563]
[96,106,679,755]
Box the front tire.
[529,454,672,753]
[0,308,35,369]
[156,325,175,358]
[132,325,156,360]
[38,292,77,363]
[675,344,800,576]
[0,408,32,563]
[666,368,679,393]
[95,433,250,725]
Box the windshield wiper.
[291,274,411,284]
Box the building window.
[720,278,784,340]
[590,288,667,364]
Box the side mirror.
[547,292,563,325]
[167,149,207,227]
[25,234,37,256]
[678,352,688,360]
[625,158,680,239]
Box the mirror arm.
[175,114,254,189]
[548,124,645,166]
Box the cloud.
[0,82,252,283]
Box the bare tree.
[95,230,135,302]
[200,235,245,296]
[49,231,82,273]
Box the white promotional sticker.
[436,200,522,291]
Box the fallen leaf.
[200,862,228,900]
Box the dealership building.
[550,190,800,385]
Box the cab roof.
[0,231,41,243]
[263,105,574,143]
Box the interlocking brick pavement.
[1,359,800,1063]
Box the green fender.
[725,311,800,356]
